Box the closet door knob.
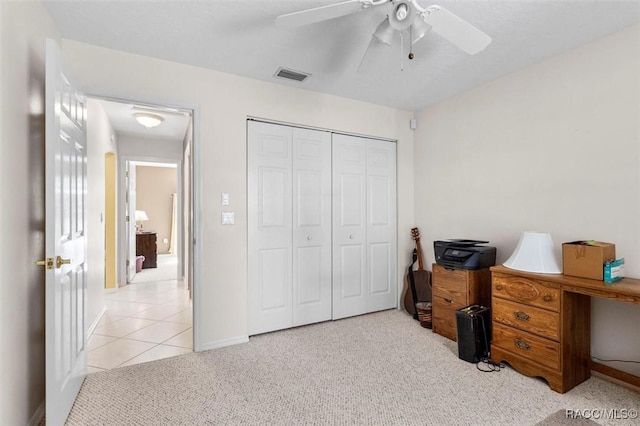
[307,235,312,241]
[349,234,354,240]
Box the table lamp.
[135,210,149,231]
[503,231,562,274]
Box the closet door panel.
[292,128,331,327]
[366,140,397,312]
[248,121,293,335]
[332,134,367,320]
[340,245,365,298]
[259,248,289,309]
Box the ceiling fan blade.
[276,0,371,29]
[422,6,491,55]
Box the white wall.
[414,24,640,375]
[0,2,60,425]
[118,134,184,161]
[86,99,117,329]
[62,40,415,350]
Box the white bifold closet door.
[332,134,397,320]
[248,121,331,335]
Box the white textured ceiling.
[45,0,640,112]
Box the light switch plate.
[221,192,230,206]
[222,212,235,225]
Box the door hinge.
[126,171,130,178]
[126,259,130,267]
[126,215,130,222]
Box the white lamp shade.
[411,15,432,44]
[135,210,149,221]
[503,232,562,274]
[373,18,394,45]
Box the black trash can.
[455,305,491,363]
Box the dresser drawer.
[433,266,469,305]
[492,323,560,371]
[493,275,560,312]
[493,298,559,340]
[432,296,464,341]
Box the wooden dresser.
[490,266,590,393]
[136,232,157,269]
[432,264,491,341]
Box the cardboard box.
[562,241,615,281]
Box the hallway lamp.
[503,231,562,274]
[135,210,149,231]
[133,112,164,129]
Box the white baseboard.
[28,401,45,426]
[197,335,249,352]
[88,306,107,336]
[104,287,118,294]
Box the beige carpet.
[535,410,598,426]
[66,310,638,425]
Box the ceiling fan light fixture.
[373,17,394,45]
[411,14,432,44]
[133,112,164,129]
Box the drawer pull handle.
[444,298,454,304]
[515,339,531,351]
[543,295,552,302]
[444,268,455,272]
[496,284,503,290]
[514,311,530,321]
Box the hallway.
[87,255,192,372]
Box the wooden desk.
[489,265,639,393]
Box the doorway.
[86,97,196,371]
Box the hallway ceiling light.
[133,112,164,129]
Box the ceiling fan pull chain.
[400,31,404,71]
[409,25,414,60]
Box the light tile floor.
[88,256,192,373]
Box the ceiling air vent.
[274,67,310,82]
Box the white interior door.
[332,134,367,320]
[292,127,331,326]
[126,163,137,283]
[44,39,87,426]
[248,121,293,335]
[366,140,397,312]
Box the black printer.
[434,239,496,270]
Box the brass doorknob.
[56,256,71,268]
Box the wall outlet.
[163,238,169,244]
[221,192,230,206]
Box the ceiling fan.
[276,0,492,71]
